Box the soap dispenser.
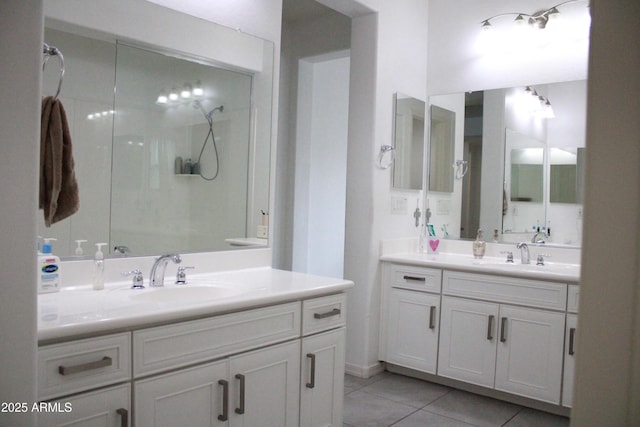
[93,243,107,290]
[38,238,61,294]
[473,229,486,259]
[74,239,88,257]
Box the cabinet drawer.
[38,332,131,400]
[390,265,442,293]
[303,293,346,336]
[134,302,301,377]
[567,285,579,313]
[443,271,567,310]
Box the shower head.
[192,100,224,121]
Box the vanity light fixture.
[479,0,588,31]
[521,86,555,119]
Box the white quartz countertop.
[380,252,580,283]
[38,267,353,343]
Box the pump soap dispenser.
[93,243,107,290]
[473,229,486,259]
[38,238,61,294]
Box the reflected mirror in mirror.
[427,80,586,246]
[393,93,425,190]
[428,105,455,193]
[40,21,274,258]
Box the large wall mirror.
[428,80,586,246]
[41,5,274,258]
[392,93,425,190]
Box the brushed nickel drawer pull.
[314,308,341,319]
[568,327,576,356]
[402,275,426,282]
[487,315,495,340]
[116,408,128,427]
[429,306,437,330]
[500,317,508,343]
[218,379,229,421]
[306,353,316,389]
[235,374,245,415]
[58,356,112,376]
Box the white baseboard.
[345,361,385,378]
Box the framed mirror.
[41,6,274,258]
[392,93,425,190]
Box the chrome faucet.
[149,253,182,287]
[531,230,547,244]
[516,242,530,264]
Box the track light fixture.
[480,0,588,31]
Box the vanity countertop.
[38,267,353,343]
[381,252,580,283]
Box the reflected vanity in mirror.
[429,105,455,193]
[392,93,425,190]
[428,80,586,246]
[40,10,274,258]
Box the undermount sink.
[129,285,240,303]
[471,259,579,275]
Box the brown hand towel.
[40,96,79,227]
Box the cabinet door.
[438,296,498,387]
[562,314,578,407]
[39,384,130,427]
[495,305,565,404]
[134,360,228,427]
[229,340,300,427]
[386,288,440,374]
[300,328,346,427]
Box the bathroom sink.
[471,259,579,276]
[129,285,240,304]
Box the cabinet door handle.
[429,306,437,330]
[568,327,576,356]
[306,353,316,389]
[487,315,495,340]
[235,373,245,414]
[500,317,508,343]
[116,408,128,427]
[218,379,229,421]
[58,356,112,376]
[403,275,426,282]
[314,308,341,319]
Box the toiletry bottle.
[473,229,486,259]
[183,158,192,174]
[493,229,499,243]
[93,243,107,290]
[38,238,61,293]
[74,239,87,257]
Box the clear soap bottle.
[473,229,486,259]
[93,243,107,290]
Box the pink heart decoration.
[429,239,440,253]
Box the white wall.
[292,53,350,278]
[344,0,428,376]
[276,10,351,271]
[0,2,41,426]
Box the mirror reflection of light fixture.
[180,83,192,99]
[479,0,588,31]
[156,90,168,104]
[521,86,555,119]
[193,81,204,97]
[168,88,179,101]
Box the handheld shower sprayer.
[191,100,224,181]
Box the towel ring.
[43,43,65,100]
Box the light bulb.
[193,81,204,97]
[168,88,179,101]
[180,84,192,99]
[156,92,168,104]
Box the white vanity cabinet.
[563,284,580,408]
[133,293,347,427]
[37,333,132,427]
[380,265,441,374]
[438,271,566,404]
[134,340,301,427]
